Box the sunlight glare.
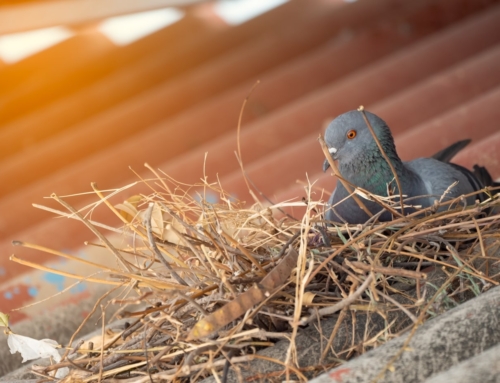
[214,0,289,25]
[99,8,184,46]
[0,26,73,64]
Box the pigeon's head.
[323,110,396,171]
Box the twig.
[167,222,211,273]
[98,305,106,383]
[300,274,374,325]
[10,246,191,290]
[399,214,500,239]
[235,80,260,203]
[222,349,236,383]
[12,241,123,276]
[9,255,121,285]
[377,291,418,323]
[144,203,188,286]
[347,260,427,280]
[358,106,405,216]
[60,285,122,364]
[319,135,373,218]
[219,229,266,274]
[276,231,301,260]
[159,202,211,243]
[32,203,128,235]
[320,308,348,363]
[51,193,133,272]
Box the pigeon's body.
[323,110,493,224]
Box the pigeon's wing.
[405,158,477,206]
[432,140,496,202]
[431,140,471,163]
[325,183,391,224]
[449,163,484,188]
[473,165,500,187]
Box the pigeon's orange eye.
[346,130,357,139]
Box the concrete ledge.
[311,285,500,383]
[423,342,500,383]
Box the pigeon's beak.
[323,159,330,172]
[323,147,337,172]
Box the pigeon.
[323,110,497,224]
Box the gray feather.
[431,139,470,163]
[323,111,492,224]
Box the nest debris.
[11,167,500,382]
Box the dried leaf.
[0,312,9,328]
[302,292,316,306]
[8,333,69,378]
[188,247,298,340]
[115,195,142,222]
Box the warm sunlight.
[98,7,184,46]
[0,26,72,64]
[214,0,289,25]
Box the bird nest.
[10,166,500,382]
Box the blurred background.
[1,0,500,374]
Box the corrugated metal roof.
[0,0,499,327]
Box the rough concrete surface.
[422,342,500,383]
[200,312,391,383]
[311,285,500,383]
[0,284,120,379]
